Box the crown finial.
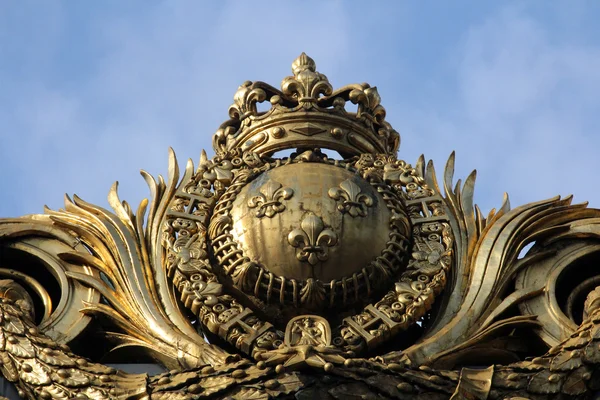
[282,53,332,102]
[291,52,316,75]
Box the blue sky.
[2,1,600,218]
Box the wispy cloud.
[1,2,600,217]
[397,6,600,212]
[0,1,352,215]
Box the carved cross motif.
[328,179,374,217]
[287,214,338,266]
[247,179,294,218]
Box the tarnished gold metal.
[2,53,600,399]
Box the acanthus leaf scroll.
[2,53,600,400]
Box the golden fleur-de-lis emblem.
[287,214,338,266]
[328,179,374,217]
[248,179,294,218]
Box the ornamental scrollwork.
[287,316,331,347]
[3,53,600,400]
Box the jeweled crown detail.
[212,53,400,158]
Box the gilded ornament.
[247,179,293,218]
[328,178,374,217]
[3,53,600,399]
[287,214,338,266]
[286,316,331,347]
[271,126,285,139]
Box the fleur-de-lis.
[248,180,294,218]
[287,214,338,265]
[328,179,374,217]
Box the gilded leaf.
[81,386,111,400]
[528,369,563,394]
[562,367,590,396]
[550,350,583,372]
[6,335,36,358]
[233,387,269,400]
[2,312,25,334]
[37,385,70,400]
[562,330,591,350]
[20,360,51,385]
[152,392,190,400]
[265,372,305,396]
[583,340,600,363]
[51,368,90,387]
[0,352,18,381]
[37,348,76,367]
[198,375,236,396]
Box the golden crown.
[212,53,399,158]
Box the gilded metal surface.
[2,53,600,399]
[230,162,391,282]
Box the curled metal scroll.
[0,217,101,343]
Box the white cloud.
[2,2,600,220]
[0,1,353,216]
[398,6,600,214]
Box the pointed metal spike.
[475,204,485,234]
[425,159,441,193]
[462,171,477,211]
[200,149,208,165]
[467,169,477,181]
[416,154,426,178]
[168,147,179,182]
[141,170,157,188]
[454,179,462,195]
[562,194,574,205]
[444,151,456,188]
[107,182,122,210]
[500,192,511,213]
[64,194,74,206]
[136,198,149,222]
